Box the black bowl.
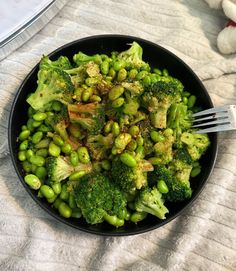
[8,35,218,236]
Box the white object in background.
[0,0,68,61]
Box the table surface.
[0,0,235,270]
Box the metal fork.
[192,105,236,134]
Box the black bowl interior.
[8,35,218,236]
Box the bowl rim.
[8,34,218,236]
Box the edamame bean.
[150,73,158,83]
[100,61,109,75]
[32,131,43,144]
[22,161,32,173]
[183,91,191,97]
[191,167,201,177]
[68,194,76,209]
[49,142,61,157]
[128,69,138,79]
[104,120,113,133]
[82,88,93,102]
[120,153,137,167]
[26,149,34,161]
[31,164,37,174]
[71,208,82,218]
[108,68,116,79]
[188,95,196,108]
[21,125,27,131]
[126,140,137,151]
[148,157,162,165]
[33,112,47,121]
[113,60,125,71]
[101,160,111,170]
[135,146,145,158]
[61,143,72,154]
[24,174,41,190]
[69,171,86,182]
[35,166,47,180]
[60,184,69,201]
[19,130,30,141]
[32,120,42,128]
[28,107,35,117]
[90,95,102,103]
[142,76,151,85]
[27,119,35,131]
[18,151,26,161]
[40,185,55,199]
[52,101,62,111]
[47,194,58,203]
[70,151,79,166]
[163,68,169,76]
[30,155,45,167]
[130,212,147,223]
[153,68,162,75]
[163,128,173,136]
[53,198,63,209]
[77,147,90,164]
[183,97,188,105]
[58,202,72,218]
[19,140,28,151]
[118,208,130,220]
[136,135,144,146]
[38,124,51,133]
[112,97,125,108]
[108,85,124,100]
[157,180,169,194]
[128,125,140,137]
[53,134,64,147]
[104,213,124,227]
[112,122,120,136]
[35,138,51,149]
[115,133,132,149]
[136,70,148,80]
[150,131,165,143]
[117,68,127,81]
[51,183,62,195]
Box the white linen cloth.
[0,0,235,270]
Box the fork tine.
[192,111,229,123]
[192,118,230,128]
[194,124,235,134]
[192,106,229,117]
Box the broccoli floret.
[46,107,80,150]
[47,156,92,183]
[111,155,153,193]
[167,103,192,147]
[122,81,144,97]
[169,147,193,185]
[154,133,175,164]
[148,164,192,202]
[167,103,192,130]
[68,102,105,134]
[74,172,127,225]
[86,133,114,160]
[123,92,140,115]
[181,133,210,161]
[142,80,183,128]
[39,55,72,70]
[134,187,169,220]
[139,119,154,156]
[73,52,102,66]
[117,42,149,70]
[27,68,74,111]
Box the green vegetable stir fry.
[17,42,210,227]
